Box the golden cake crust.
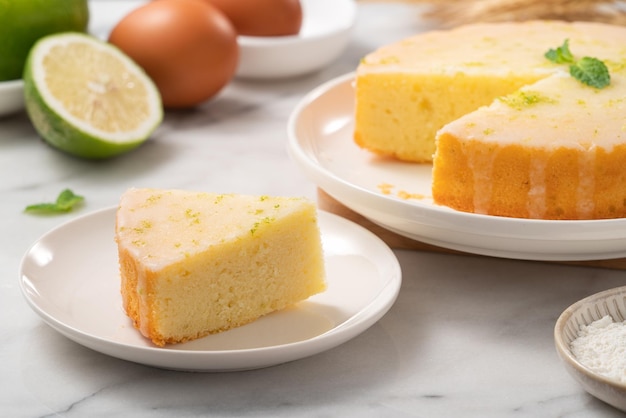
[432,137,626,220]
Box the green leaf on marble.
[25,189,85,214]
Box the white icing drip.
[465,143,495,214]
[527,157,547,219]
[576,147,596,218]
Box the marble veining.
[2,1,626,417]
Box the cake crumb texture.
[354,20,626,164]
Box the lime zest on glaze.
[498,90,557,110]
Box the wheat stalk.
[412,0,626,27]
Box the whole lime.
[0,0,89,81]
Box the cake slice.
[433,72,626,220]
[115,188,326,346]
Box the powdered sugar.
[571,315,626,383]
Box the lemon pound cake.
[354,21,626,164]
[430,25,626,220]
[433,72,626,220]
[115,188,326,346]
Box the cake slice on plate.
[115,188,326,347]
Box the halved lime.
[23,32,163,159]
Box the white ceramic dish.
[90,0,356,79]
[0,79,25,117]
[88,0,149,40]
[287,72,626,261]
[1,0,354,116]
[555,286,626,412]
[19,207,401,372]
[236,0,357,79]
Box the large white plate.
[19,207,401,372]
[287,73,626,261]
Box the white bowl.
[554,286,626,411]
[0,79,25,117]
[236,0,357,79]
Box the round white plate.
[19,207,401,372]
[0,79,25,117]
[287,72,626,261]
[236,0,356,79]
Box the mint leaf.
[24,203,62,213]
[25,189,85,214]
[545,39,611,89]
[545,39,574,64]
[55,189,84,211]
[570,57,610,89]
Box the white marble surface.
[3,1,626,416]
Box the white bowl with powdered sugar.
[555,286,626,412]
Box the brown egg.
[205,0,302,37]
[108,0,238,108]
